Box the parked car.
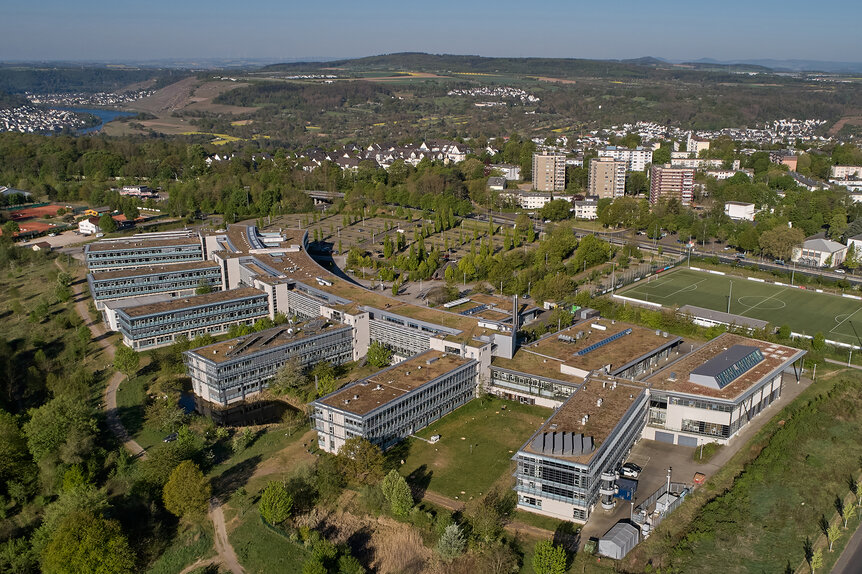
[620,462,642,478]
[774,259,785,265]
[163,432,178,443]
[836,269,846,274]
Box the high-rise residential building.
[649,164,695,205]
[532,152,566,191]
[588,157,626,199]
[597,146,653,172]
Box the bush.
[259,481,293,525]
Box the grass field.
[397,397,551,500]
[619,268,862,345]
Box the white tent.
[598,522,640,560]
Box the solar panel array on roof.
[690,344,764,389]
[575,328,632,357]
[459,304,488,316]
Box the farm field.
[618,268,862,345]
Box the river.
[54,107,136,134]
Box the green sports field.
[618,268,862,346]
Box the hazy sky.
[2,0,859,63]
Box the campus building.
[311,350,478,453]
[115,287,270,350]
[184,319,353,406]
[84,230,205,271]
[642,333,806,446]
[588,157,626,199]
[514,377,649,522]
[649,165,695,206]
[489,318,683,408]
[87,261,223,310]
[532,152,566,191]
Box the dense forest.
[0,66,188,94]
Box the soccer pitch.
[618,268,862,346]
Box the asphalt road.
[831,520,862,574]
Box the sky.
[2,0,860,64]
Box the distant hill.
[685,58,862,74]
[261,52,798,80]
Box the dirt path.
[59,259,147,459]
[210,498,245,574]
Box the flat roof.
[218,225,497,345]
[645,333,804,400]
[86,236,202,252]
[90,260,221,281]
[187,319,347,364]
[319,351,473,416]
[678,305,769,330]
[522,376,646,464]
[119,286,266,318]
[495,319,677,382]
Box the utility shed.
[598,521,639,559]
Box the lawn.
[619,268,862,345]
[397,397,551,500]
[114,374,166,450]
[145,523,214,574]
[229,512,309,574]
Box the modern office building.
[311,350,478,453]
[642,333,806,446]
[184,319,353,405]
[87,261,223,310]
[84,231,205,271]
[489,318,683,408]
[532,152,566,191]
[598,146,653,172]
[588,157,626,199]
[514,377,649,522]
[649,165,695,205]
[115,287,270,350]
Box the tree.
[3,220,19,237]
[843,503,856,528]
[162,460,211,520]
[337,554,366,574]
[758,225,805,261]
[195,279,213,295]
[810,548,823,572]
[437,523,466,561]
[337,437,384,485]
[532,540,567,574]
[259,481,293,525]
[366,341,392,368]
[827,522,842,551]
[113,345,140,377]
[312,361,337,397]
[0,410,36,499]
[41,511,135,574]
[381,469,413,517]
[23,396,97,465]
[98,214,118,233]
[812,332,826,352]
[539,199,572,222]
[123,204,140,222]
[270,358,306,395]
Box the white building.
[792,238,848,268]
[724,201,755,221]
[78,216,102,236]
[517,192,574,210]
[686,134,710,156]
[831,179,862,192]
[598,146,653,172]
[490,164,521,181]
[573,198,599,220]
[831,165,862,179]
